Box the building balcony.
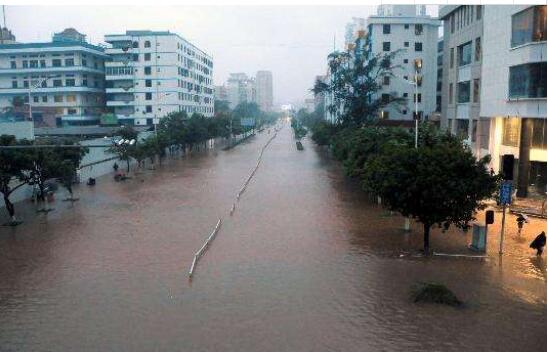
[105,47,134,55]
[106,100,135,107]
[0,86,104,94]
[105,61,135,67]
[0,66,104,75]
[105,74,134,81]
[106,87,135,94]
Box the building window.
[380,110,389,119]
[451,14,455,33]
[413,93,422,103]
[404,59,408,64]
[381,93,390,104]
[404,24,409,29]
[473,79,480,102]
[456,119,469,139]
[404,41,409,47]
[144,66,151,75]
[471,120,478,142]
[402,110,407,115]
[144,40,151,48]
[511,5,547,47]
[146,105,152,113]
[53,79,62,87]
[474,37,481,61]
[509,62,547,98]
[458,41,472,66]
[476,5,482,20]
[54,95,63,103]
[30,60,39,68]
[383,76,390,85]
[66,95,76,103]
[65,58,74,66]
[42,96,47,103]
[414,42,422,52]
[11,80,17,88]
[32,96,39,103]
[52,59,62,67]
[145,92,152,100]
[132,54,139,62]
[403,92,408,98]
[65,79,75,87]
[415,24,423,35]
[383,24,391,34]
[132,41,139,48]
[145,79,152,87]
[144,53,151,61]
[457,81,471,103]
[10,61,16,68]
[40,60,46,67]
[449,47,454,68]
[502,117,520,147]
[383,42,391,51]
[532,119,547,149]
[82,59,87,66]
[449,83,453,104]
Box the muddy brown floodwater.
[0,121,546,351]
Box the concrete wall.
[0,121,35,140]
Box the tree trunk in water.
[423,223,431,255]
[3,195,16,221]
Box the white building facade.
[255,70,273,112]
[480,5,546,197]
[226,72,255,110]
[104,30,213,126]
[367,5,440,121]
[0,28,107,127]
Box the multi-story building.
[0,28,107,127]
[439,5,485,153]
[214,84,228,102]
[367,5,441,121]
[104,30,213,126]
[226,72,255,110]
[256,70,273,112]
[480,5,546,197]
[345,17,366,47]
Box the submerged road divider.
[188,218,222,278]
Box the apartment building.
[439,5,484,154]
[104,30,213,126]
[480,5,546,197]
[0,28,107,127]
[226,72,255,110]
[214,85,228,102]
[367,5,441,121]
[256,70,273,112]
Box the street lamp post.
[27,74,61,123]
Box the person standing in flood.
[530,231,546,256]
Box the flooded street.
[0,121,546,351]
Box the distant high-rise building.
[0,27,16,44]
[256,70,273,112]
[345,17,366,47]
[226,72,255,109]
[214,85,228,102]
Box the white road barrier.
[188,218,222,277]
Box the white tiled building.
[480,5,546,197]
[0,28,107,127]
[256,70,273,112]
[104,30,213,126]
[367,5,441,121]
[226,72,255,110]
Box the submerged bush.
[411,282,462,307]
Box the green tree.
[53,141,88,201]
[362,127,499,254]
[312,34,405,126]
[0,135,33,223]
[109,126,139,173]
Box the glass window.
[145,92,152,100]
[381,93,390,104]
[532,119,547,149]
[511,6,547,47]
[475,37,481,61]
[404,24,409,29]
[144,66,151,75]
[403,59,408,64]
[66,95,76,103]
[10,61,16,68]
[476,5,482,20]
[502,117,520,147]
[53,79,62,87]
[40,60,46,67]
[144,53,151,61]
[11,80,17,88]
[132,41,139,48]
[52,59,62,67]
[65,79,75,87]
[54,95,63,103]
[471,120,478,142]
[65,58,74,66]
[145,79,152,87]
[414,93,422,103]
[146,105,152,113]
[415,24,423,35]
[414,42,422,52]
[383,24,390,34]
[404,41,409,47]
[509,62,547,98]
[473,79,480,103]
[458,41,472,66]
[42,96,47,103]
[451,14,455,33]
[450,48,454,68]
[144,40,151,48]
[456,119,469,139]
[383,76,390,85]
[449,82,453,104]
[458,81,471,103]
[382,42,390,51]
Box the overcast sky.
[5,5,438,107]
